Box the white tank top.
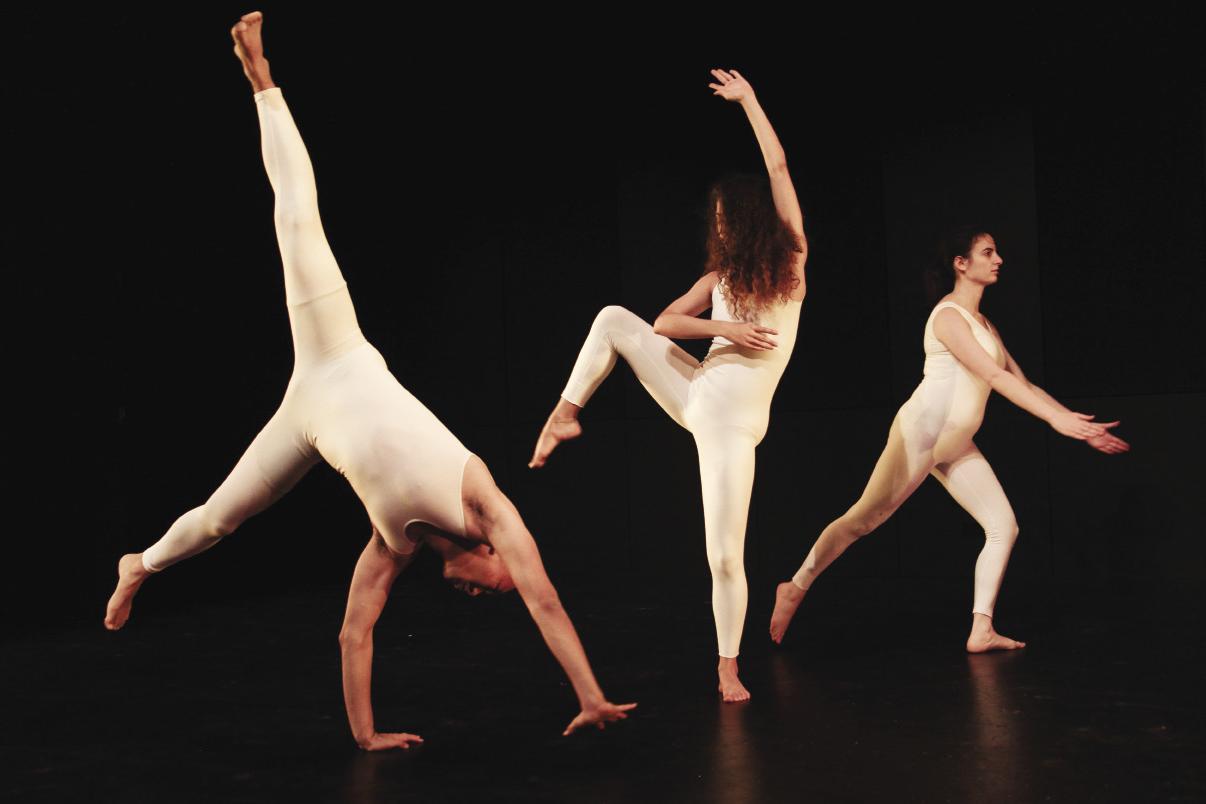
[708,277,803,366]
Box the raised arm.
[933,309,1120,443]
[709,69,807,262]
[338,529,423,751]
[483,496,637,735]
[653,271,780,350]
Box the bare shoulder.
[932,306,973,336]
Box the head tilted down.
[705,173,804,318]
[424,530,516,596]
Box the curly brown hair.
[704,173,804,320]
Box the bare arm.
[933,309,1110,441]
[485,496,635,734]
[710,69,808,278]
[988,319,1128,453]
[338,529,423,750]
[653,271,779,350]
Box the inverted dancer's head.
[434,537,516,597]
[704,173,804,319]
[926,227,1001,301]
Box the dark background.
[7,5,1204,645]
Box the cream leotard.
[141,87,471,571]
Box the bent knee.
[842,513,883,541]
[197,507,242,540]
[986,517,1019,545]
[594,305,637,333]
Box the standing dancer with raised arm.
[105,11,634,748]
[769,228,1130,652]
[530,69,807,701]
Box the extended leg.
[236,13,364,365]
[105,407,318,630]
[695,427,759,701]
[530,306,698,467]
[932,446,1025,652]
[770,417,932,643]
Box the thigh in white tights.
[789,410,1019,617]
[142,88,472,571]
[560,304,793,658]
[788,300,1020,616]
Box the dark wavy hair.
[704,173,804,320]
[924,226,992,304]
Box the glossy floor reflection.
[6,583,1202,803]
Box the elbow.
[768,160,789,176]
[652,315,669,336]
[526,589,564,618]
[985,368,1009,390]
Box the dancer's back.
[687,277,803,441]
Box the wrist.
[579,688,605,710]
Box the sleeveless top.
[921,300,1005,383]
[707,277,803,367]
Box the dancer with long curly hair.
[530,69,807,702]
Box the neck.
[949,278,986,314]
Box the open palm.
[709,68,753,102]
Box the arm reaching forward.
[933,309,1127,446]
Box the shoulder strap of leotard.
[930,300,987,331]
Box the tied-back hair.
[704,173,804,320]
[925,225,992,304]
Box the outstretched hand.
[1086,423,1130,454]
[358,731,425,751]
[563,701,638,736]
[1049,411,1109,441]
[709,69,754,103]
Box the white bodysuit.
[560,279,802,657]
[141,87,471,571]
[790,300,1020,618]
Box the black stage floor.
[6,581,1203,804]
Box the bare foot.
[528,400,583,468]
[966,614,1026,653]
[717,657,751,703]
[769,581,805,644]
[231,11,275,93]
[105,553,151,631]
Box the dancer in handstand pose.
[105,11,634,748]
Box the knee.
[842,512,881,541]
[197,506,241,541]
[986,516,1019,547]
[708,550,746,583]
[273,202,320,232]
[593,305,635,334]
